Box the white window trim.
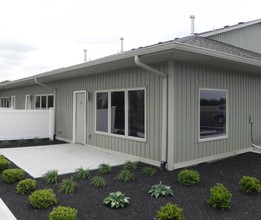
[95,88,146,142]
[198,88,228,142]
[34,94,55,109]
[25,94,32,109]
[11,96,16,109]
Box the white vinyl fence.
[0,108,54,141]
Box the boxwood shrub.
[29,189,58,209]
[16,178,37,195]
[178,169,200,186]
[49,206,78,220]
[207,183,232,209]
[156,202,184,220]
[0,156,11,171]
[2,168,25,183]
[240,176,261,194]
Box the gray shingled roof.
[175,35,261,61]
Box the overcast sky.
[0,0,260,81]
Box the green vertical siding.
[209,23,261,54]
[170,62,261,164]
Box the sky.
[0,0,260,82]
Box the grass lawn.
[0,148,260,219]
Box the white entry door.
[25,95,32,109]
[74,92,86,144]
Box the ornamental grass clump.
[0,156,11,171]
[239,176,261,194]
[42,170,59,184]
[207,183,232,209]
[49,206,78,220]
[1,140,10,147]
[98,163,112,175]
[2,168,25,183]
[103,191,130,209]
[156,202,184,220]
[123,161,139,170]
[59,178,78,194]
[16,178,37,195]
[142,166,156,177]
[18,139,27,146]
[29,189,57,209]
[178,169,200,186]
[116,169,135,183]
[73,167,91,180]
[148,181,174,198]
[90,176,106,188]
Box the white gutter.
[34,78,56,139]
[134,55,168,170]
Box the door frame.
[73,90,87,144]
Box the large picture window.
[95,89,146,140]
[199,89,227,141]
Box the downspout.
[134,55,168,170]
[34,78,56,139]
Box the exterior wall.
[0,85,53,109]
[168,61,261,168]
[50,64,165,162]
[0,65,165,162]
[208,23,261,54]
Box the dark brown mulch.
[0,151,261,220]
[0,138,66,148]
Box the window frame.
[198,88,228,142]
[0,97,10,108]
[34,94,55,109]
[95,88,146,142]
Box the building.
[1,18,261,170]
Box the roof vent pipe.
[84,49,87,62]
[190,15,195,35]
[120,37,124,52]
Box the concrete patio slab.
[0,144,129,178]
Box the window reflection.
[200,90,227,139]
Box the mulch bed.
[0,149,260,219]
[0,138,66,148]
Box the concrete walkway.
[0,144,129,178]
[0,144,131,220]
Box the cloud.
[0,38,38,81]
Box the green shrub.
[49,206,78,220]
[90,176,106,188]
[16,178,37,195]
[59,178,78,194]
[0,157,11,171]
[148,181,174,198]
[42,170,59,184]
[98,163,112,175]
[29,189,57,209]
[18,139,27,146]
[116,169,135,182]
[1,140,10,147]
[240,176,261,194]
[73,167,90,180]
[156,202,184,220]
[178,169,200,186]
[142,166,156,177]
[103,191,130,209]
[207,183,232,209]
[123,161,139,170]
[33,137,42,145]
[2,168,25,183]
